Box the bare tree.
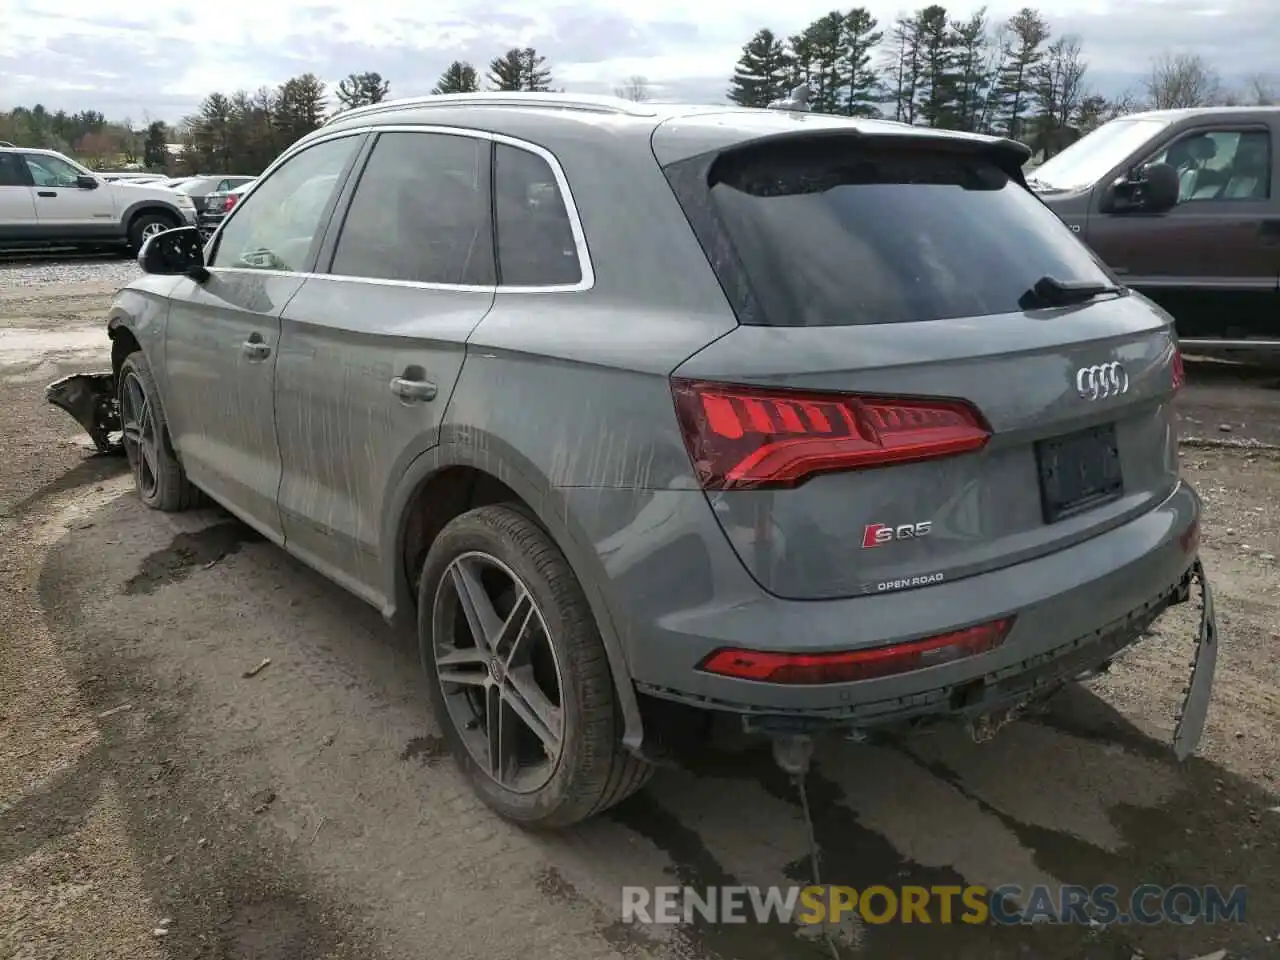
[1145,52,1220,109]
[614,75,651,102]
[1245,72,1276,105]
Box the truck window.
[1148,129,1271,203]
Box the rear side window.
[493,143,582,287]
[330,131,493,286]
[675,140,1115,326]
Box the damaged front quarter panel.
[46,372,123,455]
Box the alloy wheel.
[120,370,159,500]
[431,551,565,793]
[140,221,168,243]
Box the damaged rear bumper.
[46,372,122,455]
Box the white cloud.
[1,0,1276,118]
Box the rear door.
[661,129,1183,600]
[162,133,365,540]
[273,128,496,600]
[0,153,38,237]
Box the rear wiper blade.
[1019,275,1124,310]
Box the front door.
[274,130,497,601]
[23,153,116,231]
[162,133,365,540]
[1085,124,1279,337]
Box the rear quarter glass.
[666,138,1116,327]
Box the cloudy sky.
[1,0,1275,122]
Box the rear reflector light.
[224,194,239,212]
[698,618,1014,685]
[1171,344,1185,392]
[670,379,991,491]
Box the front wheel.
[128,212,177,254]
[118,351,199,512]
[418,504,652,828]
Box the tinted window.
[494,143,582,286]
[211,135,358,272]
[330,132,493,285]
[0,153,27,186]
[689,141,1114,327]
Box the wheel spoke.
[448,559,502,654]
[436,647,489,687]
[485,684,516,783]
[494,590,534,668]
[503,667,563,754]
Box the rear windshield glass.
[704,141,1114,326]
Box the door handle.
[389,376,437,402]
[37,191,56,198]
[242,338,272,361]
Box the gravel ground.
[1,259,1279,960]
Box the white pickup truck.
[0,146,197,253]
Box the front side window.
[683,140,1115,327]
[493,143,582,287]
[329,131,493,285]
[24,153,83,187]
[1148,129,1271,202]
[211,135,359,272]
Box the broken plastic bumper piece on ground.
[46,372,123,455]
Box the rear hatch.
[660,121,1183,601]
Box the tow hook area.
[46,372,123,455]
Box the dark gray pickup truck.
[1029,106,1279,349]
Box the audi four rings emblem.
[1075,362,1129,401]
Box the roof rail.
[322,92,659,127]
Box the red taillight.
[223,194,239,212]
[698,618,1015,685]
[1171,344,1185,392]
[670,379,991,491]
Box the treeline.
[727,7,1275,155]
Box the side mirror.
[138,225,209,282]
[1138,162,1179,213]
[75,174,99,190]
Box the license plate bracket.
[1035,423,1123,523]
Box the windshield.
[693,140,1113,326]
[1031,118,1173,191]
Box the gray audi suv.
[90,92,1205,827]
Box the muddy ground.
[1,261,1278,960]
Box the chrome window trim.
[209,123,595,293]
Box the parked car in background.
[197,179,254,239]
[170,174,256,215]
[90,92,1208,829]
[1029,106,1279,350]
[0,146,197,251]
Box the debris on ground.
[242,657,271,678]
[97,703,132,719]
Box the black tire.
[118,351,200,512]
[417,504,653,827]
[127,211,178,254]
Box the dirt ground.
[1,263,1278,960]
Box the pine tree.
[275,73,327,147]
[883,13,924,123]
[335,71,390,111]
[727,28,792,107]
[432,61,480,95]
[842,8,883,116]
[917,5,959,128]
[488,49,525,91]
[798,12,848,114]
[995,7,1050,140]
[143,120,167,169]
[949,10,994,132]
[519,48,553,91]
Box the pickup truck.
[1028,106,1279,350]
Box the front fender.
[380,436,645,750]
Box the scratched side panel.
[275,276,493,605]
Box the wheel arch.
[121,199,185,234]
[382,439,645,751]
